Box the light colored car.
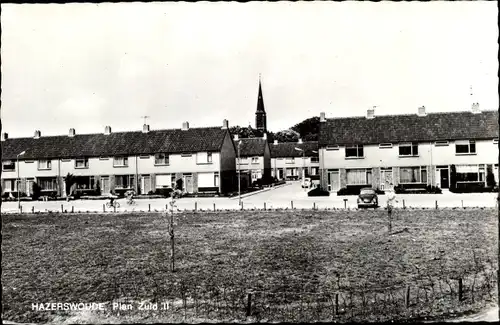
[357,188,379,208]
[301,177,312,188]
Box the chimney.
[142,124,150,133]
[263,133,267,140]
[418,106,426,116]
[273,140,278,145]
[104,126,112,135]
[34,130,41,139]
[1,133,8,141]
[182,121,189,131]
[233,134,239,141]
[68,128,76,137]
[222,119,229,129]
[471,102,481,114]
[298,138,303,144]
[320,112,326,122]
[367,107,375,119]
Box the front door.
[380,168,393,190]
[184,175,194,193]
[101,176,110,194]
[278,169,284,180]
[440,169,449,189]
[141,175,151,194]
[329,170,340,192]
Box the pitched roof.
[319,110,499,146]
[235,138,268,157]
[270,141,319,158]
[1,127,229,160]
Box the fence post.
[403,199,406,209]
[240,201,243,210]
[20,206,23,214]
[335,293,339,315]
[458,278,463,301]
[72,206,74,213]
[246,292,252,317]
[344,199,347,209]
[149,204,151,212]
[264,202,266,211]
[405,285,410,308]
[32,206,35,214]
[195,202,197,212]
[313,202,316,210]
[103,204,105,212]
[114,205,116,213]
[61,204,64,213]
[291,200,294,209]
[435,200,438,209]
[461,200,463,208]
[213,203,216,211]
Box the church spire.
[255,74,267,131]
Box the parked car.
[301,177,312,188]
[357,188,378,208]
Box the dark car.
[357,187,378,208]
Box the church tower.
[255,76,267,132]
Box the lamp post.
[238,141,242,205]
[17,151,26,211]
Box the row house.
[270,140,319,180]
[1,120,237,197]
[318,106,498,192]
[234,135,271,187]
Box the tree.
[486,165,496,188]
[64,173,77,197]
[32,182,41,201]
[273,129,300,143]
[291,116,320,140]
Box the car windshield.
[360,189,375,195]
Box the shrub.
[337,186,366,196]
[486,165,496,188]
[425,185,442,194]
[155,188,174,198]
[308,186,330,197]
[175,178,183,191]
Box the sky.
[1,1,498,138]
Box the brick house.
[270,140,319,181]
[1,120,237,197]
[234,134,271,187]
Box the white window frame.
[139,154,150,159]
[434,140,449,147]
[455,140,476,155]
[214,172,220,187]
[326,145,339,151]
[493,138,498,145]
[399,166,427,184]
[154,153,169,166]
[99,156,110,160]
[285,157,295,164]
[115,175,135,189]
[181,153,192,157]
[346,168,372,185]
[310,156,319,163]
[38,159,52,170]
[2,160,15,172]
[398,142,419,157]
[379,143,393,149]
[207,152,213,163]
[345,144,364,159]
[113,156,129,167]
[251,157,259,164]
[4,179,17,192]
[239,157,249,165]
[455,164,485,183]
[75,157,89,169]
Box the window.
[25,160,34,163]
[399,166,426,183]
[494,139,499,145]
[155,153,169,165]
[181,153,192,157]
[456,165,484,183]
[326,145,339,151]
[251,157,259,164]
[2,160,15,171]
[455,140,476,154]
[99,156,110,160]
[346,169,372,185]
[435,141,449,147]
[239,157,249,164]
[115,175,135,189]
[38,160,52,170]
[196,152,212,164]
[277,158,284,160]
[399,142,419,156]
[345,145,364,158]
[311,167,319,175]
[113,156,128,167]
[379,143,393,149]
[207,152,213,163]
[285,158,295,164]
[39,178,57,190]
[156,174,173,188]
[139,155,150,159]
[214,172,220,187]
[75,158,89,169]
[311,156,319,163]
[4,179,16,192]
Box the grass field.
[1,208,497,323]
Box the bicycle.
[105,201,120,208]
[126,197,136,206]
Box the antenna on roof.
[141,116,150,125]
